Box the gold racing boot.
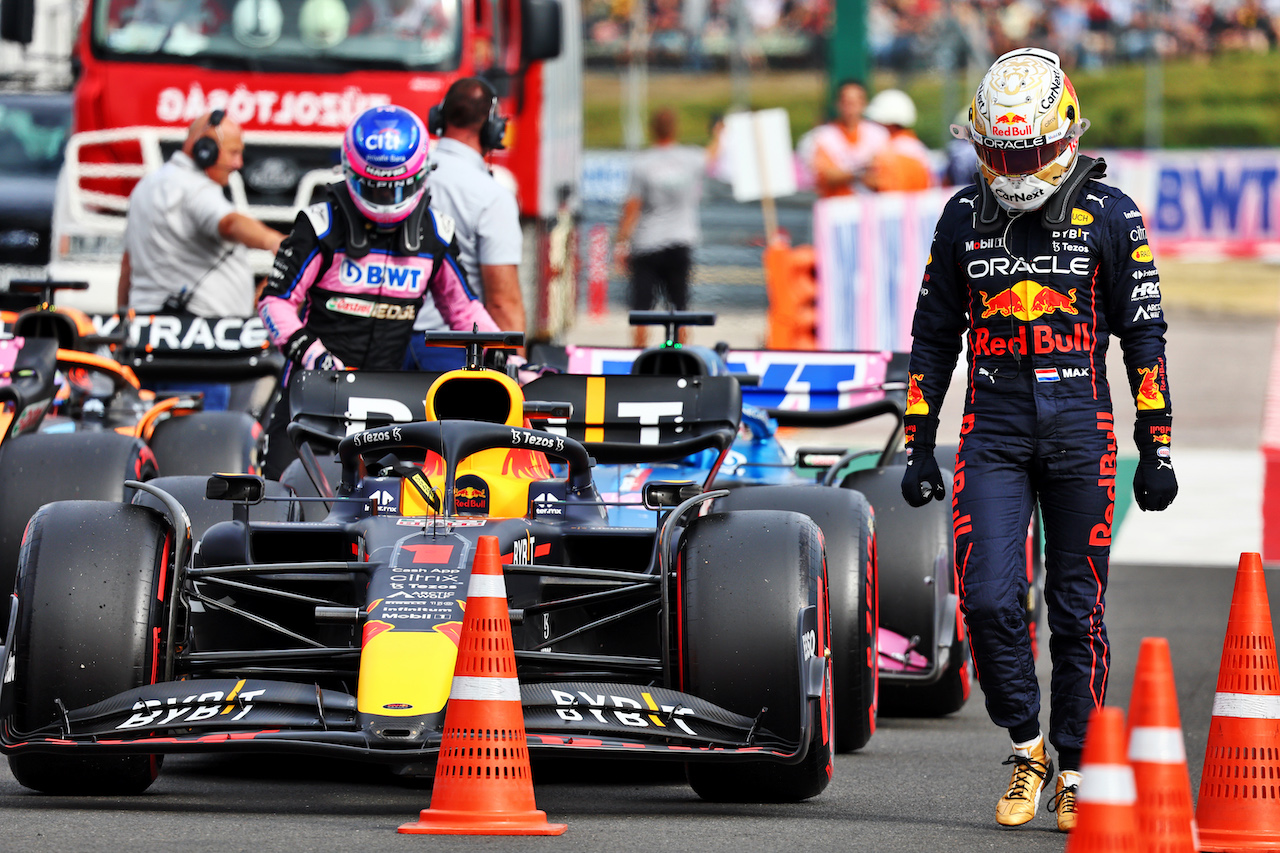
[1048,770,1080,832]
[996,735,1055,827]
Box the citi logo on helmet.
[363,125,404,150]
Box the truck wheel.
[149,411,261,476]
[7,501,170,794]
[680,510,833,802]
[843,464,970,718]
[715,485,877,752]
[0,433,157,625]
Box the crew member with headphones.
[405,76,524,370]
[119,109,285,318]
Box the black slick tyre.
[0,433,157,625]
[7,501,170,794]
[148,410,260,476]
[715,485,877,752]
[680,509,833,802]
[842,464,969,717]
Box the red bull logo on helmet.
[991,112,1032,138]
[979,281,1078,322]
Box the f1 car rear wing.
[286,370,439,443]
[543,344,909,419]
[522,373,741,465]
[90,313,285,381]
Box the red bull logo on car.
[980,281,1078,322]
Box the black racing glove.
[282,330,345,371]
[1133,414,1177,511]
[901,416,946,508]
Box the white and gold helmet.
[954,48,1090,212]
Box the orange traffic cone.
[398,536,567,836]
[1195,552,1280,852]
[1126,637,1197,853]
[1065,706,1142,853]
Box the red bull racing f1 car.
[0,332,850,803]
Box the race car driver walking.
[899,48,1177,832]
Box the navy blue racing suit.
[904,156,1171,768]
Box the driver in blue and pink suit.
[258,103,497,477]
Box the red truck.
[2,0,581,340]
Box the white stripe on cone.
[1210,691,1280,719]
[451,675,521,702]
[1128,726,1187,763]
[1077,765,1137,804]
[467,574,507,598]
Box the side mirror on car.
[206,473,266,504]
[642,480,702,510]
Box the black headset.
[191,109,225,170]
[427,78,507,151]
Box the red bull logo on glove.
[980,281,1078,322]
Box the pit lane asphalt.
[0,559,1265,852]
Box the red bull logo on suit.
[979,281,1079,322]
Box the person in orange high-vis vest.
[806,79,889,198]
[863,89,935,192]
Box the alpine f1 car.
[0,332,844,803]
[0,281,276,622]
[533,311,1043,722]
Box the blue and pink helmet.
[341,105,429,227]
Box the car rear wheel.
[680,510,833,802]
[7,501,170,795]
[715,485,877,752]
[148,410,261,476]
[843,464,969,718]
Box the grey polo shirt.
[124,150,255,318]
[627,143,707,254]
[414,137,522,332]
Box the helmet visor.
[346,169,426,208]
[973,132,1075,177]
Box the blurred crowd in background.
[584,0,1280,70]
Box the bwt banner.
[815,147,1280,350]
